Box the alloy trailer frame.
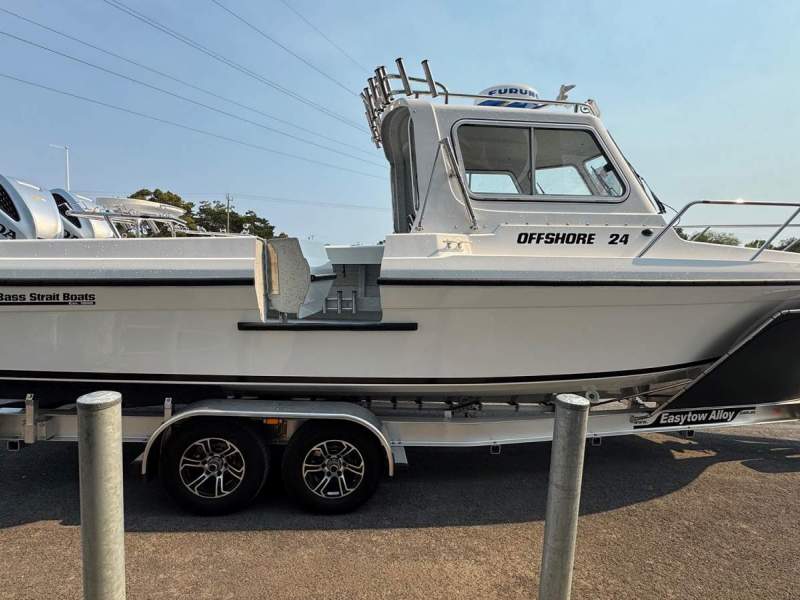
[1,391,799,515]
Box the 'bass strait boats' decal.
[633,406,755,429]
[0,292,96,306]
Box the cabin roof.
[362,59,599,147]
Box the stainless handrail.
[637,200,800,260]
[438,138,478,230]
[68,210,189,239]
[69,210,269,241]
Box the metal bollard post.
[77,391,126,600]
[538,394,590,600]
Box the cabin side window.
[456,123,625,201]
[458,125,532,195]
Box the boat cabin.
[379,91,664,236]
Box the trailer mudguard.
[140,399,395,478]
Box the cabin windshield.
[457,123,625,201]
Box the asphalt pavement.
[1,423,798,599]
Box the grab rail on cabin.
[637,200,800,261]
[362,58,598,147]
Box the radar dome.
[476,84,543,109]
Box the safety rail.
[637,200,800,260]
[362,58,598,147]
[68,210,255,239]
[67,210,188,238]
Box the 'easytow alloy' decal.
[633,406,755,429]
[0,292,96,306]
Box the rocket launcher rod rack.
[362,58,597,147]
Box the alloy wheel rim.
[302,440,365,499]
[178,437,246,499]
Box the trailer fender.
[140,399,394,478]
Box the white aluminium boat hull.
[0,278,797,406]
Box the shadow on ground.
[0,429,798,531]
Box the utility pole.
[49,144,70,191]
[225,193,232,233]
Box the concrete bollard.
[77,391,126,600]
[538,394,590,600]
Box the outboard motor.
[0,174,62,239]
[50,188,116,239]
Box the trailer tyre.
[160,420,269,515]
[282,422,383,514]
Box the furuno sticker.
[0,291,96,306]
[633,407,755,429]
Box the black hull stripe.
[4,278,798,288]
[0,358,714,386]
[0,278,254,287]
[377,278,800,287]
[238,321,417,331]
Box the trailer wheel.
[282,422,383,514]
[160,420,269,515]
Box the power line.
[191,191,389,212]
[209,0,355,97]
[101,0,365,131]
[0,71,386,180]
[278,0,369,74]
[0,7,375,157]
[0,29,384,168]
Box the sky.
[0,0,798,244]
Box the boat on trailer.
[2,59,800,515]
[1,59,800,417]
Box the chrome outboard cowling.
[0,175,62,239]
[50,188,116,239]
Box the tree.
[127,189,281,238]
[194,200,281,238]
[745,237,800,252]
[130,188,197,229]
[194,200,229,232]
[195,202,278,238]
[240,209,275,239]
[676,227,740,246]
[692,231,740,246]
[779,237,800,252]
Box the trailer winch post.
[538,394,590,600]
[77,391,126,600]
